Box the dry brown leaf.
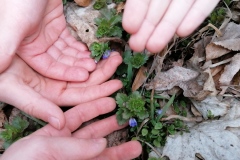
[206,22,240,60]
[206,43,231,60]
[116,2,125,14]
[188,37,211,67]
[221,98,240,121]
[146,66,199,91]
[211,65,224,76]
[191,96,229,119]
[132,66,147,91]
[178,72,214,100]
[146,66,217,100]
[64,2,100,47]
[219,53,240,94]
[0,110,6,128]
[203,68,218,96]
[162,118,240,160]
[74,0,92,7]
[191,105,202,117]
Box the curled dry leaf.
[146,66,199,91]
[206,22,240,60]
[203,68,218,96]
[146,66,217,100]
[162,118,240,160]
[64,2,100,47]
[206,43,230,61]
[219,53,240,94]
[132,66,147,91]
[116,2,125,14]
[190,96,229,119]
[188,36,211,68]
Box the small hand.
[1,97,142,160]
[0,0,96,81]
[123,0,220,53]
[0,52,122,129]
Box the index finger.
[122,0,151,34]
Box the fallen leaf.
[203,68,218,96]
[206,43,231,60]
[219,53,240,94]
[221,98,240,121]
[206,22,240,60]
[74,0,92,7]
[146,66,199,91]
[187,36,211,66]
[116,2,125,14]
[162,118,240,160]
[132,66,147,91]
[64,2,100,47]
[211,65,224,76]
[190,96,229,119]
[0,110,6,128]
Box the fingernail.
[48,116,61,130]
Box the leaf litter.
[146,1,240,159]
[1,0,240,159]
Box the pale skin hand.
[123,0,220,53]
[0,52,122,129]
[0,0,96,81]
[0,97,142,160]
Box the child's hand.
[123,0,220,53]
[0,0,96,81]
[0,52,122,129]
[1,98,142,160]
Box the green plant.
[62,0,67,5]
[116,51,148,90]
[116,92,188,154]
[209,7,226,27]
[89,42,110,62]
[95,8,123,38]
[148,157,163,160]
[207,110,215,119]
[113,0,126,3]
[116,91,149,125]
[93,0,107,10]
[0,117,29,149]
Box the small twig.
[161,115,203,122]
[209,58,232,68]
[137,138,162,158]
[207,23,223,37]
[136,118,150,136]
[222,94,240,98]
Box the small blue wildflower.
[129,118,137,127]
[102,50,111,59]
[156,109,162,115]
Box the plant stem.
[150,89,155,120]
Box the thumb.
[0,80,65,130]
[46,137,107,160]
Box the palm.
[2,98,142,160]
[0,52,122,128]
[2,0,96,81]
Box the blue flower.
[129,118,137,127]
[156,109,162,115]
[102,50,111,59]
